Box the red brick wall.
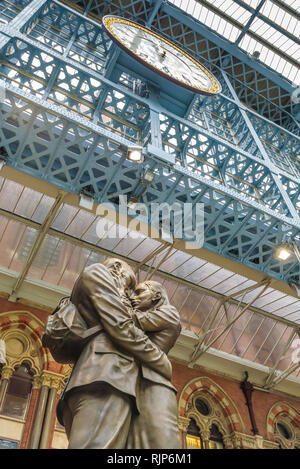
[0,297,49,324]
[171,360,300,438]
[0,299,299,446]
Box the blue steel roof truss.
[0,0,299,288]
[65,0,300,129]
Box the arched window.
[186,418,203,449]
[1,364,33,419]
[275,420,300,449]
[266,403,300,449]
[209,424,224,449]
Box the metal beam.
[8,191,67,300]
[233,0,299,44]
[144,241,176,281]
[235,0,267,46]
[2,10,298,151]
[0,204,298,330]
[2,77,298,222]
[1,82,300,290]
[221,70,300,222]
[189,280,271,365]
[269,0,300,20]
[191,0,300,70]
[264,328,299,388]
[163,2,295,93]
[0,0,49,48]
[265,361,300,389]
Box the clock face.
[102,16,221,96]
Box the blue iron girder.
[152,3,299,128]
[234,0,267,46]
[0,0,33,23]
[0,23,298,196]
[0,28,298,196]
[232,0,300,45]
[1,84,300,286]
[5,0,298,135]
[62,0,298,130]
[66,0,297,94]
[8,0,49,31]
[156,2,296,94]
[0,1,300,286]
[221,71,299,220]
[1,20,296,175]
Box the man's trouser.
[62,383,132,449]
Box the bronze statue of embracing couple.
[51,258,182,449]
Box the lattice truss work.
[0,0,299,287]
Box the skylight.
[169,0,300,84]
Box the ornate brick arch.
[0,310,64,374]
[266,402,300,443]
[178,376,244,434]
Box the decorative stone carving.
[231,432,243,449]
[266,402,300,449]
[222,434,234,449]
[178,416,190,432]
[32,374,41,390]
[263,440,279,449]
[39,371,66,394]
[0,312,45,373]
[229,431,280,449]
[0,365,14,380]
[201,430,211,442]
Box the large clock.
[102,15,221,96]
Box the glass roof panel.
[261,323,291,368]
[169,0,300,84]
[215,307,255,356]
[220,278,257,295]
[184,263,221,283]
[81,218,103,245]
[28,234,62,281]
[262,295,299,312]
[58,245,96,290]
[0,217,37,272]
[129,238,163,261]
[168,256,209,279]
[0,176,299,377]
[198,268,234,289]
[210,0,252,23]
[239,34,300,83]
[279,301,300,316]
[283,311,300,322]
[250,18,299,57]
[52,204,79,232]
[169,0,241,40]
[242,0,261,7]
[113,230,146,257]
[0,179,24,213]
[158,251,192,274]
[64,210,96,238]
[0,178,54,223]
[212,274,250,294]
